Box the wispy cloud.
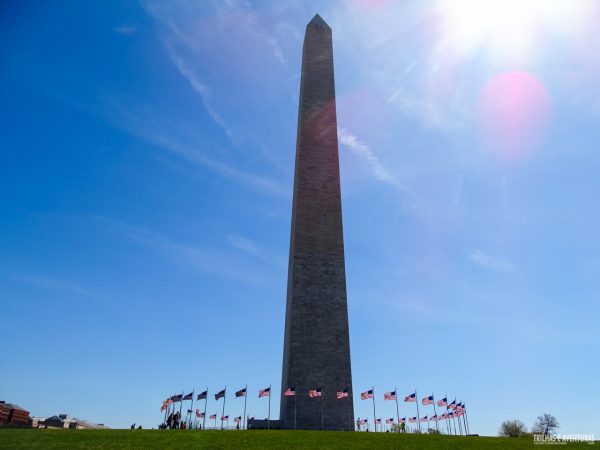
[167,49,236,143]
[104,106,286,195]
[95,217,272,285]
[227,233,285,266]
[468,249,514,271]
[9,272,100,299]
[113,25,137,35]
[338,127,406,190]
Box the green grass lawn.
[0,429,595,449]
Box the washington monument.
[280,14,354,431]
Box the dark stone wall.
[280,14,354,431]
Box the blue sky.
[1,0,599,436]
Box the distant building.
[0,401,31,427]
[32,413,108,429]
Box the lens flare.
[477,71,551,160]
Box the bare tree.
[532,413,559,436]
[499,419,527,437]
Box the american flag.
[430,415,437,421]
[210,414,217,419]
[195,410,204,418]
[183,392,193,401]
[419,416,428,422]
[449,399,457,409]
[308,388,322,398]
[422,395,434,405]
[221,415,229,420]
[386,418,394,424]
[440,413,447,419]
[160,404,167,412]
[235,388,247,398]
[448,412,454,417]
[197,391,207,401]
[215,389,226,401]
[384,391,396,401]
[404,392,416,402]
[375,418,382,424]
[336,388,349,399]
[455,409,464,417]
[259,387,271,398]
[437,397,447,407]
[400,417,406,423]
[284,387,296,397]
[408,417,417,423]
[234,416,241,423]
[360,418,368,424]
[171,394,183,402]
[361,389,374,400]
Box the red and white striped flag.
[404,393,416,402]
[284,387,296,397]
[361,389,374,400]
[386,418,394,425]
[336,388,349,399]
[195,409,204,418]
[221,415,229,421]
[234,416,241,423]
[209,414,217,420]
[383,391,396,401]
[437,397,448,407]
[419,416,428,422]
[259,387,271,398]
[422,395,434,405]
[308,388,322,398]
[408,417,417,423]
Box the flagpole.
[394,387,400,428]
[243,385,248,430]
[294,392,297,430]
[415,389,421,433]
[452,411,457,435]
[267,384,271,430]
[179,390,184,428]
[163,398,168,426]
[203,388,208,430]
[371,386,376,432]
[321,388,324,431]
[457,410,463,435]
[443,395,448,434]
[461,400,468,435]
[432,393,438,432]
[221,386,226,430]
[464,403,470,435]
[189,389,194,428]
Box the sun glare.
[439,0,592,62]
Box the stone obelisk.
[280,14,354,431]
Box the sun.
[439,0,592,62]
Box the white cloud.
[468,249,513,271]
[338,127,406,191]
[10,273,100,299]
[104,106,286,195]
[113,25,137,35]
[96,218,272,285]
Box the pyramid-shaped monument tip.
[307,14,331,30]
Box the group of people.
[166,411,185,429]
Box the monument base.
[247,419,283,430]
